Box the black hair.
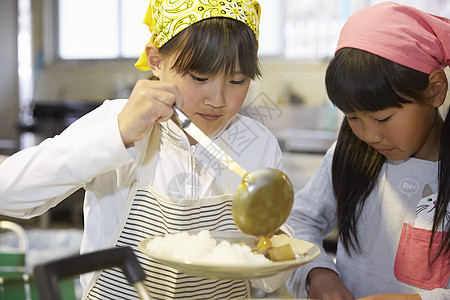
[436,107,450,257]
[157,17,261,79]
[326,48,449,259]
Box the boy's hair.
[326,47,450,259]
[157,18,261,79]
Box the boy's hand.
[308,268,355,300]
[118,79,184,147]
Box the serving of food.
[138,230,320,279]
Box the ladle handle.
[171,105,191,129]
[171,106,248,178]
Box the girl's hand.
[118,79,184,147]
[358,294,421,300]
[308,268,355,300]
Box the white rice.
[145,230,271,265]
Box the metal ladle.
[171,107,294,237]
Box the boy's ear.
[428,69,448,108]
[145,43,162,77]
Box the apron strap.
[217,131,238,195]
[136,123,160,185]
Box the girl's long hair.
[157,17,261,79]
[326,48,449,258]
[436,107,450,257]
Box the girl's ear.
[428,69,448,108]
[145,43,162,77]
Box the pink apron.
[394,223,450,289]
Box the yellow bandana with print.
[135,0,261,71]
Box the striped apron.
[84,125,250,299]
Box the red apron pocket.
[394,223,450,289]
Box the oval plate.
[137,231,320,280]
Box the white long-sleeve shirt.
[0,98,288,289]
[286,144,450,300]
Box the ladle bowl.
[232,168,294,237]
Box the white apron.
[84,125,250,299]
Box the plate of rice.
[137,230,320,279]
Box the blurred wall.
[0,0,19,146]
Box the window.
[283,0,450,60]
[56,0,450,61]
[57,0,283,60]
[58,0,149,59]
[283,0,344,60]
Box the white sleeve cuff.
[250,269,294,293]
